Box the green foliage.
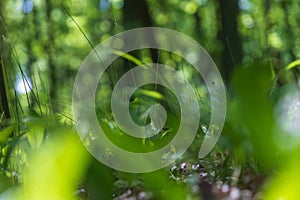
[1,0,300,199]
[0,125,14,144]
[226,63,278,170]
[282,59,300,73]
[264,147,300,199]
[20,129,89,200]
[24,117,44,148]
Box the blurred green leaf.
[264,147,300,199]
[0,125,14,144]
[0,174,11,193]
[136,88,164,100]
[24,117,44,148]
[113,50,144,66]
[84,160,114,200]
[282,59,300,73]
[228,63,279,170]
[21,128,89,200]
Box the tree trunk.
[219,0,243,83]
[0,55,10,119]
[0,3,10,119]
[45,1,57,112]
[123,0,158,63]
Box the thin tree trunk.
[0,55,10,119]
[123,0,158,63]
[0,1,10,119]
[219,0,243,83]
[45,1,56,112]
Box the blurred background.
[1,0,300,199]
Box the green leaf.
[0,174,11,193]
[264,148,300,199]
[113,50,143,66]
[24,117,44,148]
[160,129,172,139]
[0,125,14,144]
[273,59,300,81]
[230,63,278,170]
[283,59,300,72]
[20,129,89,200]
[136,88,164,100]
